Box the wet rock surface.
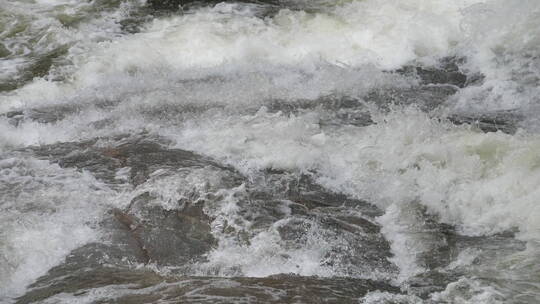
[17,271,400,304]
[1,58,526,303]
[0,47,69,93]
[366,85,458,112]
[5,69,526,299]
[27,136,234,185]
[147,0,282,17]
[113,193,217,266]
[0,56,520,136]
[7,125,528,303]
[397,57,473,88]
[13,136,402,303]
[447,111,522,134]
[3,0,540,302]
[392,204,527,300]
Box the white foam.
[133,169,347,278]
[1,0,538,130]
[446,248,481,270]
[0,156,119,301]
[2,0,539,122]
[161,106,540,285]
[39,0,477,94]
[376,204,426,283]
[2,0,540,300]
[361,291,422,304]
[197,185,340,277]
[167,107,540,242]
[452,0,540,114]
[431,278,504,304]
[127,165,381,279]
[76,0,481,73]
[0,0,145,92]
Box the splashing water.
[1,0,540,303]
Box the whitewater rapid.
[1,0,540,303]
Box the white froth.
[361,291,422,304]
[167,107,540,242]
[376,204,426,283]
[60,0,475,84]
[0,156,119,301]
[431,278,504,304]
[2,0,540,301]
[453,0,540,114]
[198,186,340,277]
[3,0,539,121]
[127,168,348,278]
[0,0,145,92]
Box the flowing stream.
[1,0,540,303]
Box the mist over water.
[1,0,540,303]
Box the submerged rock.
[397,57,479,88]
[366,85,458,112]
[147,0,185,11]
[0,47,69,93]
[12,135,529,303]
[447,111,522,134]
[28,136,236,186]
[147,0,281,17]
[17,272,401,304]
[112,192,217,266]
[14,136,401,303]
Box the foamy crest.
[431,278,504,304]
[0,0,145,91]
[196,185,340,277]
[453,0,540,115]
[168,107,540,242]
[0,156,118,301]
[64,0,476,83]
[2,0,540,301]
[2,0,538,128]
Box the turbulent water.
[1,0,540,303]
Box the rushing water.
[1,0,540,303]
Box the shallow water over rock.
[2,0,540,303]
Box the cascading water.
[1,0,540,303]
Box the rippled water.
[1,0,540,303]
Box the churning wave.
[1,0,540,303]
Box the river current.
[1,0,540,303]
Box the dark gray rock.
[0,47,69,93]
[366,85,458,112]
[147,0,185,11]
[397,57,478,88]
[15,266,166,304]
[28,136,239,186]
[448,111,522,134]
[147,0,281,17]
[154,275,402,304]
[17,273,402,304]
[117,192,217,266]
[15,139,400,303]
